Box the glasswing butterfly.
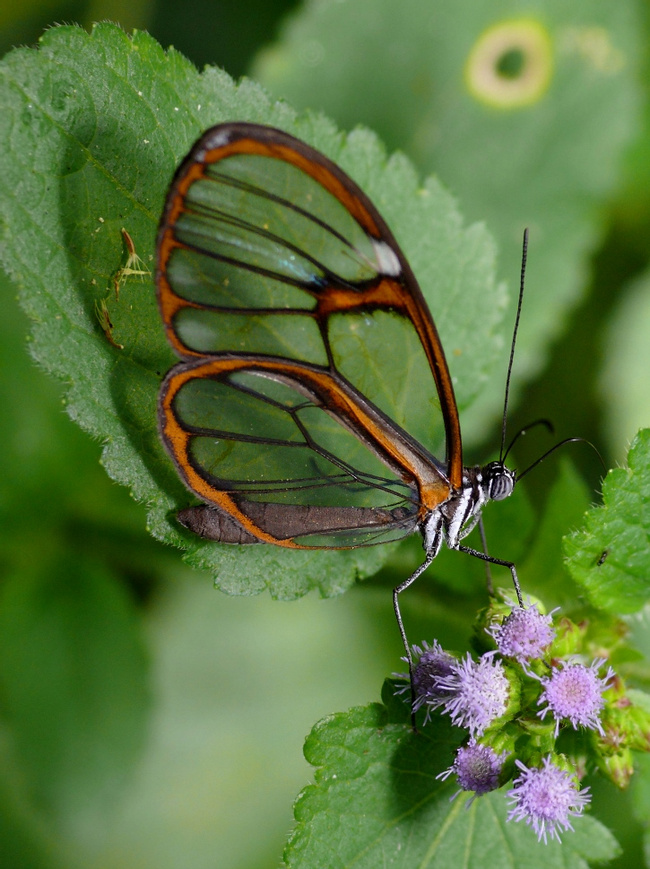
[156,122,524,711]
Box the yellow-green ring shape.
[465,19,553,109]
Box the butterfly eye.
[486,464,516,501]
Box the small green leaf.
[0,23,502,596]
[564,429,650,613]
[285,689,619,868]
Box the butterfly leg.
[393,549,437,730]
[457,544,523,607]
[477,515,494,596]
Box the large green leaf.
[0,22,504,596]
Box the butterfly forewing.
[157,123,462,546]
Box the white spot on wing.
[372,239,401,277]
[209,128,232,148]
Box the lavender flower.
[488,604,556,663]
[507,756,591,843]
[433,651,510,737]
[536,658,615,736]
[394,641,456,719]
[438,739,508,803]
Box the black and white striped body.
[422,461,516,558]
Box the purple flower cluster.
[535,658,615,737]
[437,740,508,804]
[430,651,510,737]
[395,602,619,844]
[487,602,556,663]
[507,756,591,843]
[394,640,456,721]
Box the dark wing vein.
[220,373,419,505]
[180,202,361,293]
[207,168,359,252]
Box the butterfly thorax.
[421,461,515,557]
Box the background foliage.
[1,1,650,867]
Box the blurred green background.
[2,1,650,867]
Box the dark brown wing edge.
[178,501,418,547]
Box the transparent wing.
[156,123,461,545]
[159,356,424,547]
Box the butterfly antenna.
[500,228,529,463]
[502,418,554,464]
[516,437,605,481]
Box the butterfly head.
[483,461,516,502]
